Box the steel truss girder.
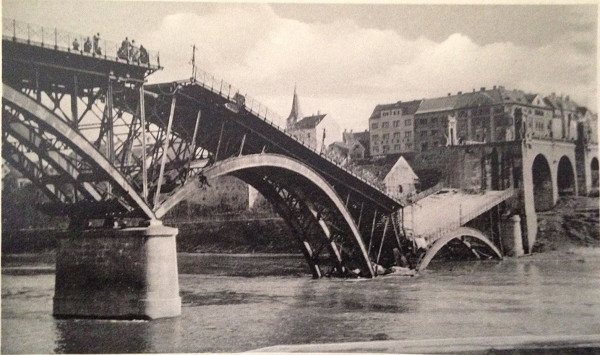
[3,83,156,219]
[3,115,103,201]
[239,174,324,278]
[2,140,71,204]
[267,178,347,276]
[183,153,376,277]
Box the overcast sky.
[3,1,597,131]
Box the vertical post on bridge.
[71,74,78,128]
[186,109,202,178]
[215,121,225,161]
[140,84,148,201]
[154,95,177,208]
[106,78,115,194]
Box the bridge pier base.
[53,221,181,319]
[501,215,524,257]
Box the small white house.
[383,156,419,199]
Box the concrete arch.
[531,154,554,212]
[3,84,156,219]
[201,153,375,277]
[557,155,576,196]
[417,227,502,271]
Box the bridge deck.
[404,188,514,244]
[142,79,402,213]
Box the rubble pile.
[534,196,599,252]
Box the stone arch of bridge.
[557,155,576,196]
[531,153,554,212]
[417,227,502,271]
[2,84,156,219]
[200,153,376,277]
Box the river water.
[2,250,600,353]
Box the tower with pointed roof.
[286,85,302,130]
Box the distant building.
[327,130,366,163]
[286,87,341,152]
[369,100,421,156]
[369,86,593,154]
[383,156,419,199]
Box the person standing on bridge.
[118,37,130,60]
[93,33,101,55]
[83,37,92,53]
[130,40,139,62]
[139,45,149,64]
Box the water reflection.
[54,317,182,353]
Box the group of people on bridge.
[117,37,149,64]
[72,33,102,56]
[72,34,149,64]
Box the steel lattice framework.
[3,28,407,277]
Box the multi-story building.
[369,86,593,155]
[369,100,421,156]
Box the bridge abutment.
[53,222,181,319]
[500,215,524,257]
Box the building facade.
[369,100,421,156]
[369,86,593,155]
[286,87,341,152]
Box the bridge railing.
[189,68,395,199]
[2,18,161,69]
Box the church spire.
[287,85,302,130]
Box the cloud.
[141,4,596,131]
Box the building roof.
[416,95,458,114]
[330,141,350,153]
[543,94,580,112]
[294,114,326,129]
[454,90,503,109]
[369,100,422,119]
[383,156,419,184]
[353,130,370,143]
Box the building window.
[372,134,379,141]
[382,111,389,117]
[431,117,438,124]
[421,143,428,151]
[405,131,411,138]
[383,145,389,152]
[393,120,400,127]
[372,123,378,129]
[405,143,412,149]
[394,144,400,150]
[382,122,389,128]
[382,133,389,140]
[420,130,427,137]
[420,118,427,125]
[373,146,379,153]
[535,109,544,116]
[393,132,400,139]
[431,130,438,136]
[405,119,411,126]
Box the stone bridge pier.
[521,139,578,250]
[53,221,181,319]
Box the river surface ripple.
[2,250,600,353]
